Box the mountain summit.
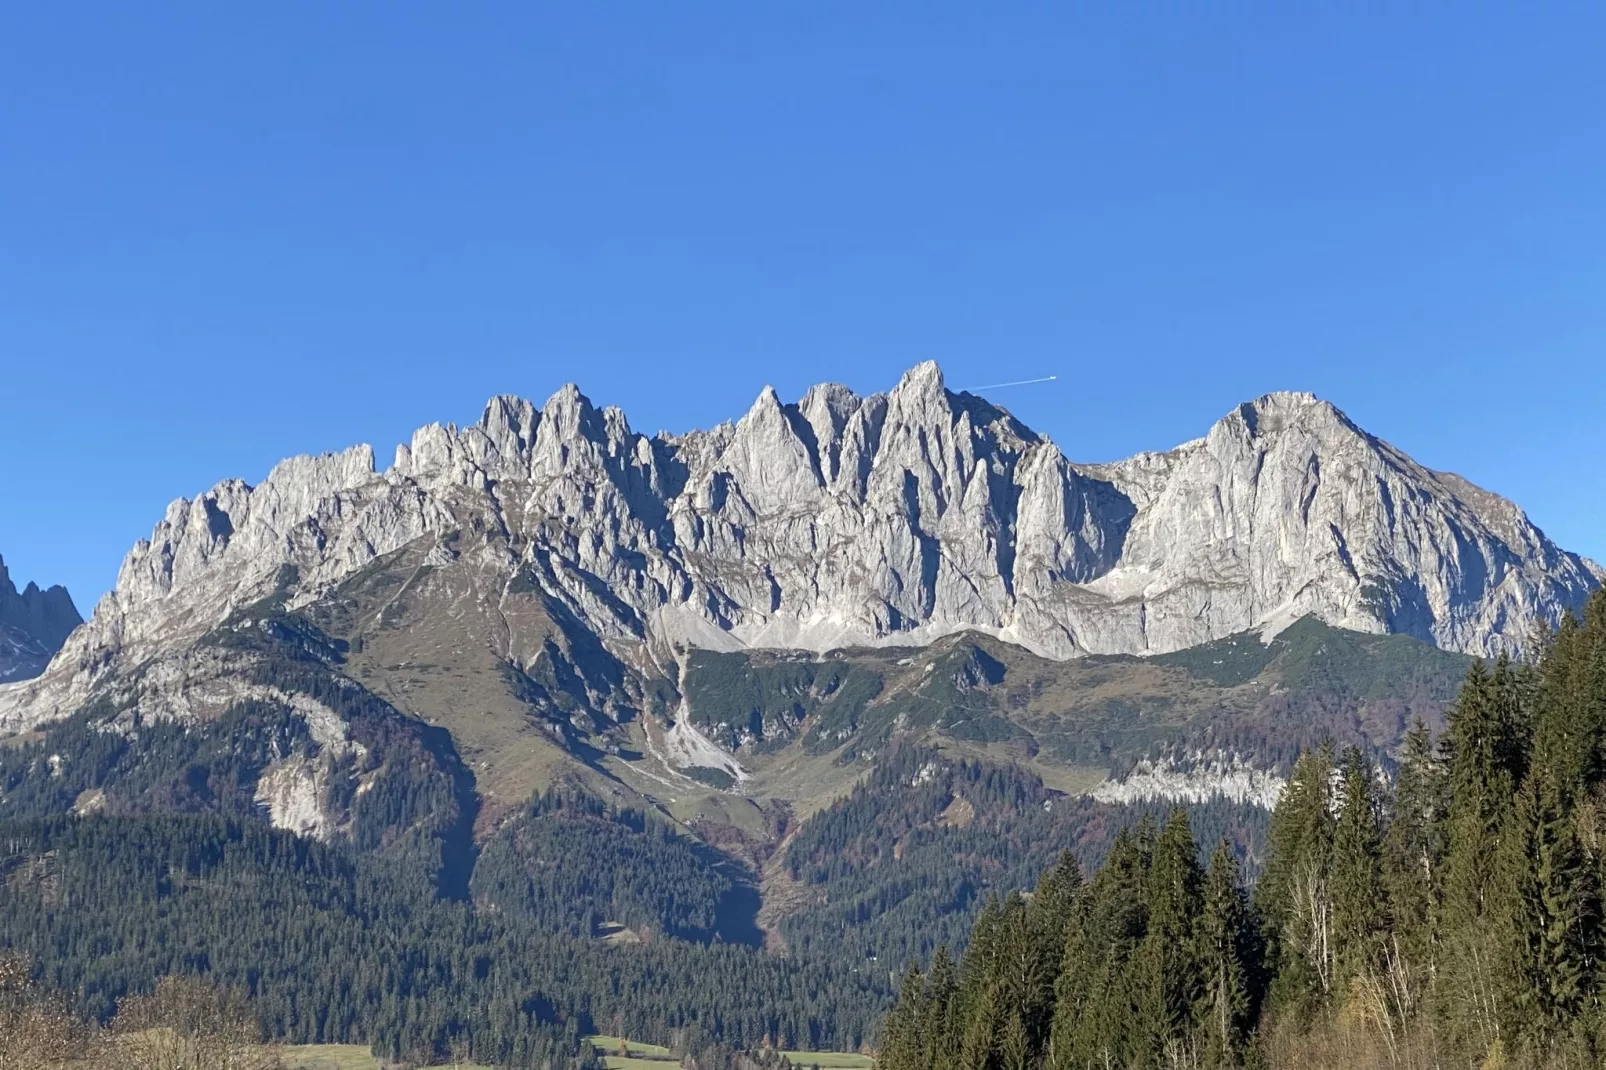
[0,557,82,683]
[2,363,1597,730]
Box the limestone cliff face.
[1,362,1596,730]
[0,557,82,683]
[1073,392,1602,657]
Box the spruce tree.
[1134,809,1204,1064]
[1029,851,1082,965]
[958,895,1003,1036]
[878,964,927,1070]
[998,1012,1030,1070]
[1259,743,1337,1018]
[922,946,959,1070]
[994,894,1053,1065]
[1381,719,1444,1021]
[1023,852,1081,1054]
[1533,595,1606,798]
[1500,772,1596,1058]
[1197,841,1255,1068]
[1050,827,1147,1070]
[959,981,1002,1070]
[1440,657,1530,1054]
[1332,747,1387,995]
[1499,612,1602,1059]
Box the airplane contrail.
[967,375,1058,391]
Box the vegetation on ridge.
[879,589,1606,1070]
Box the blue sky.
[3,5,1603,610]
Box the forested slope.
[0,812,889,1067]
[880,589,1606,1070]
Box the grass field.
[778,1052,875,1069]
[281,1043,496,1069]
[280,1046,385,1070]
[587,1035,676,1060]
[272,1036,868,1070]
[584,1035,871,1070]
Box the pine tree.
[922,946,959,1070]
[1197,841,1254,1068]
[1381,719,1444,1022]
[1332,747,1387,993]
[1259,743,1337,1018]
[1134,809,1205,1064]
[878,963,928,1070]
[1050,827,1147,1070]
[1500,772,1596,1057]
[1440,657,1530,1054]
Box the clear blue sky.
[3,5,1603,611]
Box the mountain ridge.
[2,362,1596,733]
[0,556,82,684]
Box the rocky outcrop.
[1091,751,1288,811]
[0,557,82,683]
[2,363,1597,732]
[1074,393,1603,656]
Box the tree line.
[0,807,888,1067]
[783,744,1267,973]
[879,590,1606,1070]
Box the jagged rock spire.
[3,363,1597,730]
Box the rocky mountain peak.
[478,394,540,458]
[1232,390,1349,436]
[2,363,1596,732]
[0,556,82,684]
[893,358,945,394]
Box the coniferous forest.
[1,592,1602,1068]
[879,590,1606,1070]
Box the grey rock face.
[0,556,82,683]
[2,363,1597,730]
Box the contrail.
[966,375,1058,391]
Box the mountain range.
[0,364,1598,822]
[4,362,1597,722]
[0,556,80,684]
[0,362,1598,1060]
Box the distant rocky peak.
[797,382,864,486]
[0,557,82,645]
[895,358,946,396]
[0,555,83,684]
[1231,390,1347,435]
[264,445,376,512]
[883,359,951,428]
[478,394,540,457]
[539,382,602,439]
[3,362,1597,734]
